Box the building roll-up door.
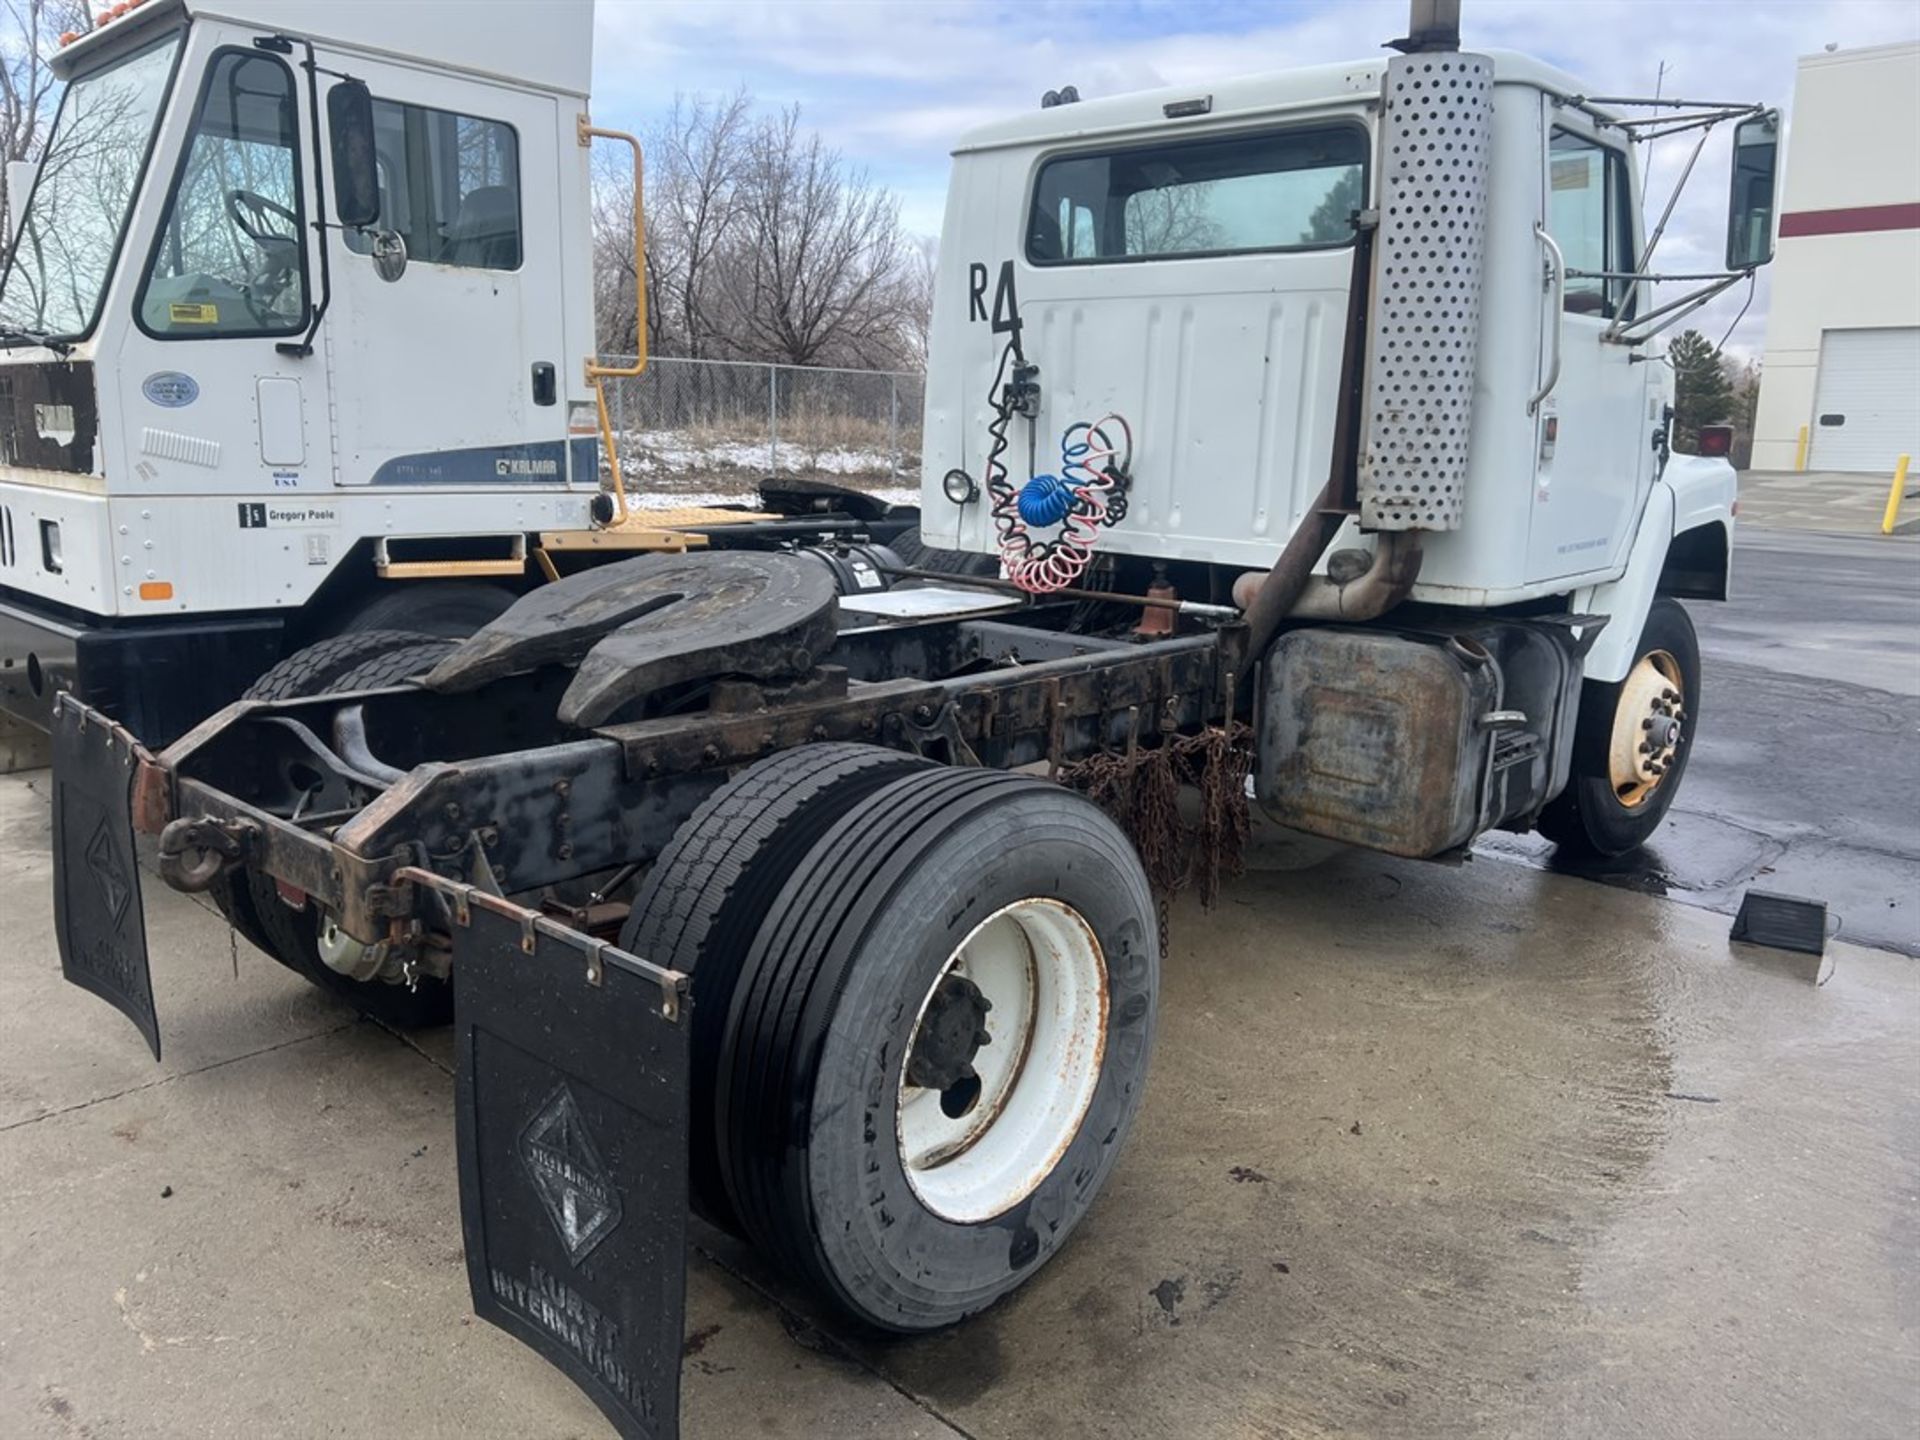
[1808,326,1920,472]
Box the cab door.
[318,57,569,488]
[1527,109,1653,583]
[113,39,334,501]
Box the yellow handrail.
[577,115,647,525]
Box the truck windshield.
[0,33,181,344]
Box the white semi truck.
[39,1,1777,1435]
[0,0,893,747]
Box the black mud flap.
[50,697,160,1059]
[425,873,692,1440]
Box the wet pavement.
[3,757,1916,1439]
[1479,525,1920,957]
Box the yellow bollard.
[1883,454,1912,536]
[1793,423,1809,472]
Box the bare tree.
[588,90,923,372]
[902,233,936,366]
[721,107,910,369]
[1124,184,1222,256]
[0,0,90,225]
[651,90,748,359]
[590,143,644,355]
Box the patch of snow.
[611,429,916,480]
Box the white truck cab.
[921,48,1769,677]
[0,0,610,740]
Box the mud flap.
[50,697,159,1059]
[433,877,692,1440]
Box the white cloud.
[589,0,1920,357]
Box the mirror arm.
[1605,273,1744,345]
[1618,122,1714,322]
[273,36,334,359]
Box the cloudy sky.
[592,0,1920,358]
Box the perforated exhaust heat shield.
[1358,51,1494,532]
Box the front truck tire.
[338,580,517,638]
[1537,596,1701,858]
[718,766,1160,1331]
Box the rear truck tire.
[338,580,517,639]
[621,742,936,1228]
[215,634,459,1028]
[717,766,1159,1332]
[1536,596,1701,858]
[888,524,1000,579]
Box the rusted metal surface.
[129,751,172,835]
[144,614,1244,946]
[1240,221,1378,658]
[1234,530,1427,622]
[425,550,839,730]
[1256,626,1499,857]
[156,815,257,891]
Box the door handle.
[1529,223,1564,418]
[531,362,556,407]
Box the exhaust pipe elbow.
[1233,533,1424,626]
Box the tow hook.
[157,816,258,892]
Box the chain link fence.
[596,356,924,506]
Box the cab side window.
[345,100,521,271]
[138,49,307,338]
[1548,129,1636,320]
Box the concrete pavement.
[3,766,1915,1440]
[1480,524,1920,956]
[1738,469,1918,536]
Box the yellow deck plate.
[625,505,777,528]
[540,505,777,554]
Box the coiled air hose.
[979,338,1133,594]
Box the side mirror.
[327,79,381,230]
[1726,110,1779,272]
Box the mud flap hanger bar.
[394,866,687,1020]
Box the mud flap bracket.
[401,869,691,1440]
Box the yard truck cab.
[41,4,1778,1437]
[0,0,866,748]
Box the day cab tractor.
[36,1,1778,1435]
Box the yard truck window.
[0,33,181,344]
[1028,123,1369,265]
[1548,129,1636,320]
[344,99,521,272]
[138,49,309,338]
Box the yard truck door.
[110,36,340,600]
[1527,107,1653,583]
[321,60,570,490]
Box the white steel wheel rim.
[896,898,1109,1224]
[1607,649,1686,808]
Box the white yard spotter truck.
[42,2,1777,1435]
[0,0,896,747]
